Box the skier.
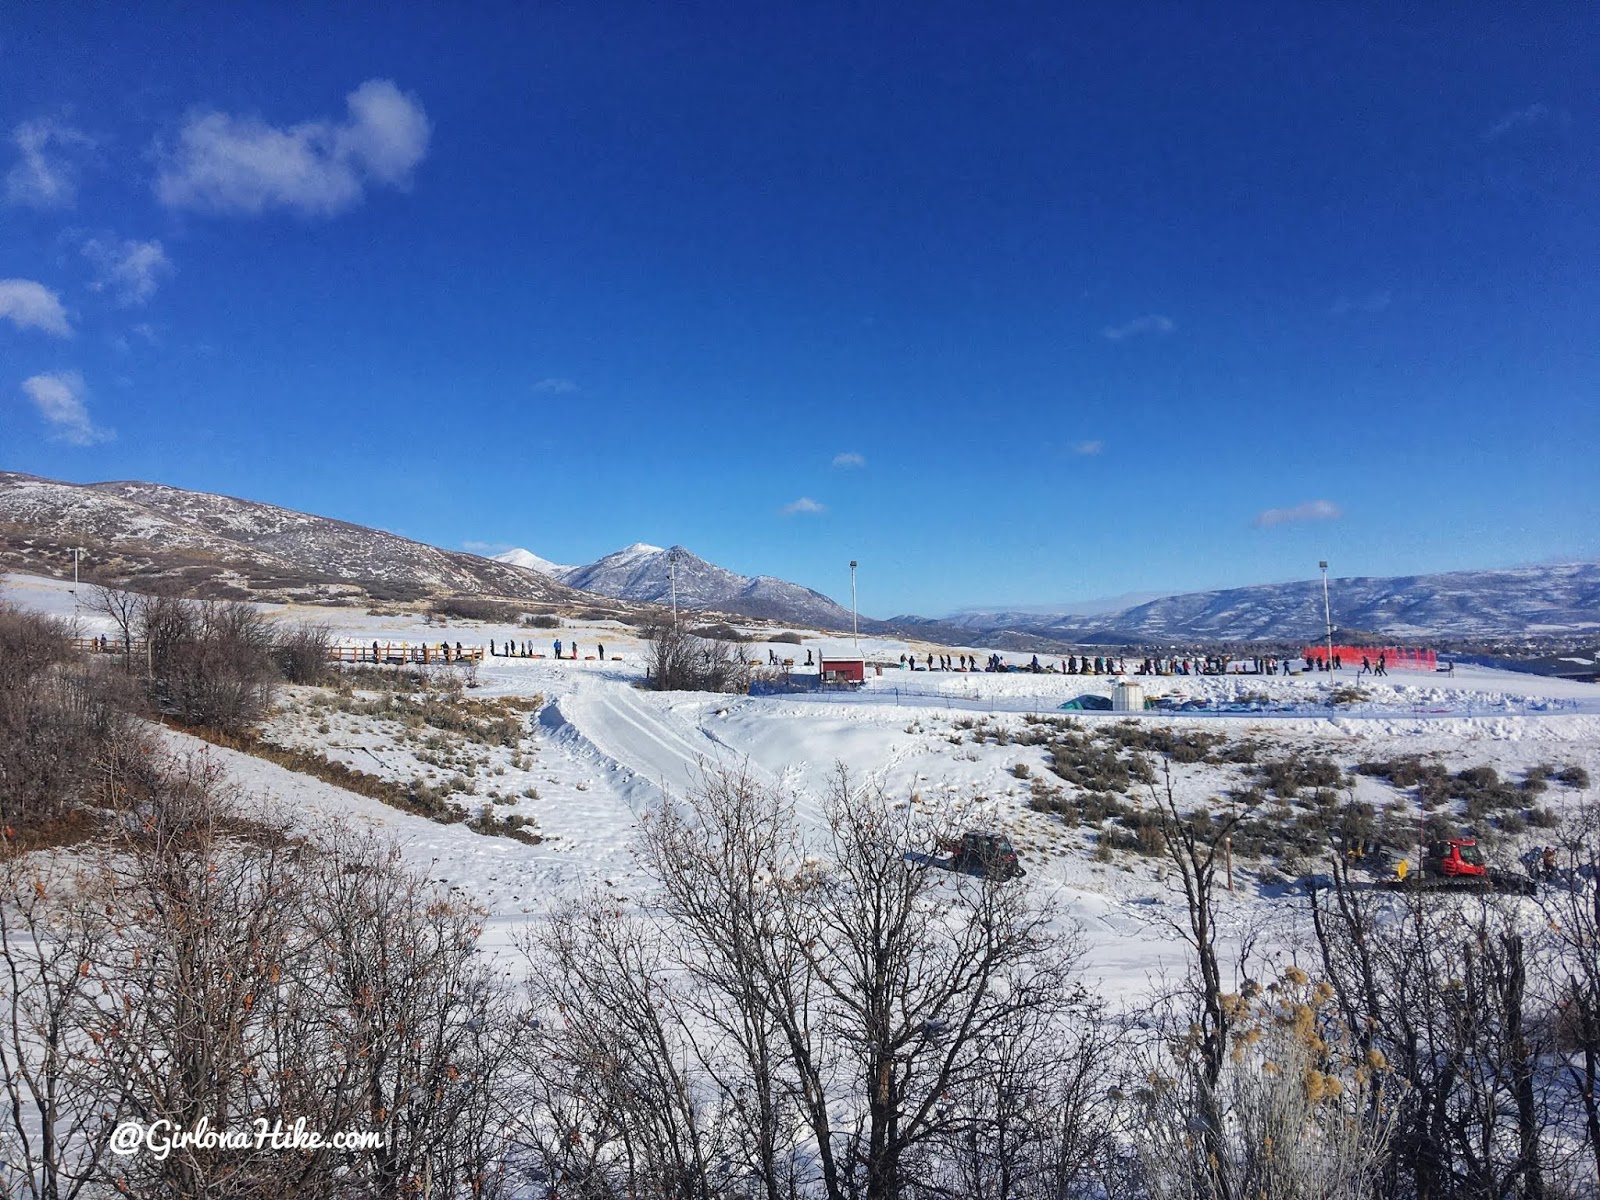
[554,638,563,659]
[598,642,605,661]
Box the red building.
[820,656,866,683]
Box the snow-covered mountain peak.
[607,542,667,562]
[492,548,575,576]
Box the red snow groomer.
[1426,838,1487,881]
[1383,837,1536,895]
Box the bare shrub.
[1,751,521,1198]
[643,622,750,693]
[689,622,750,642]
[0,603,156,827]
[86,582,143,669]
[1132,969,1397,1200]
[517,765,1094,1199]
[271,620,332,684]
[291,826,521,1198]
[141,595,277,735]
[431,596,519,622]
[0,852,119,1198]
[0,601,74,687]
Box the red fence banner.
[1300,645,1437,672]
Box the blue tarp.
[1059,694,1113,711]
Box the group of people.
[1134,654,1276,676]
[885,647,1407,679]
[893,651,1135,675]
[366,641,469,663]
[1127,653,1386,677]
[486,638,606,661]
[766,649,815,666]
[898,652,983,671]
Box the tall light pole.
[849,560,859,652]
[1319,560,1334,672]
[668,548,680,630]
[69,547,87,595]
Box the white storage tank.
[1112,681,1144,713]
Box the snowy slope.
[6,568,1597,996]
[0,472,581,604]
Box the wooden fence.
[73,637,146,656]
[72,637,484,666]
[330,644,485,665]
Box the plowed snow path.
[546,682,782,808]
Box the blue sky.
[2,4,1596,616]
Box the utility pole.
[1319,560,1334,672]
[669,548,680,630]
[68,544,87,604]
[849,560,859,652]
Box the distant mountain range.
[927,562,1600,644]
[495,543,857,629]
[3,472,1595,642]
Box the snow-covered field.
[8,569,1599,996]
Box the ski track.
[546,679,784,811]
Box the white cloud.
[1101,314,1174,341]
[21,371,113,445]
[5,118,92,208]
[1071,440,1103,456]
[1484,103,1549,141]
[0,279,72,337]
[781,497,826,515]
[534,377,578,394]
[1253,499,1341,528]
[82,237,172,305]
[831,451,866,468]
[155,79,431,217]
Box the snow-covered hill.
[496,542,857,629]
[0,472,581,604]
[942,562,1600,643]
